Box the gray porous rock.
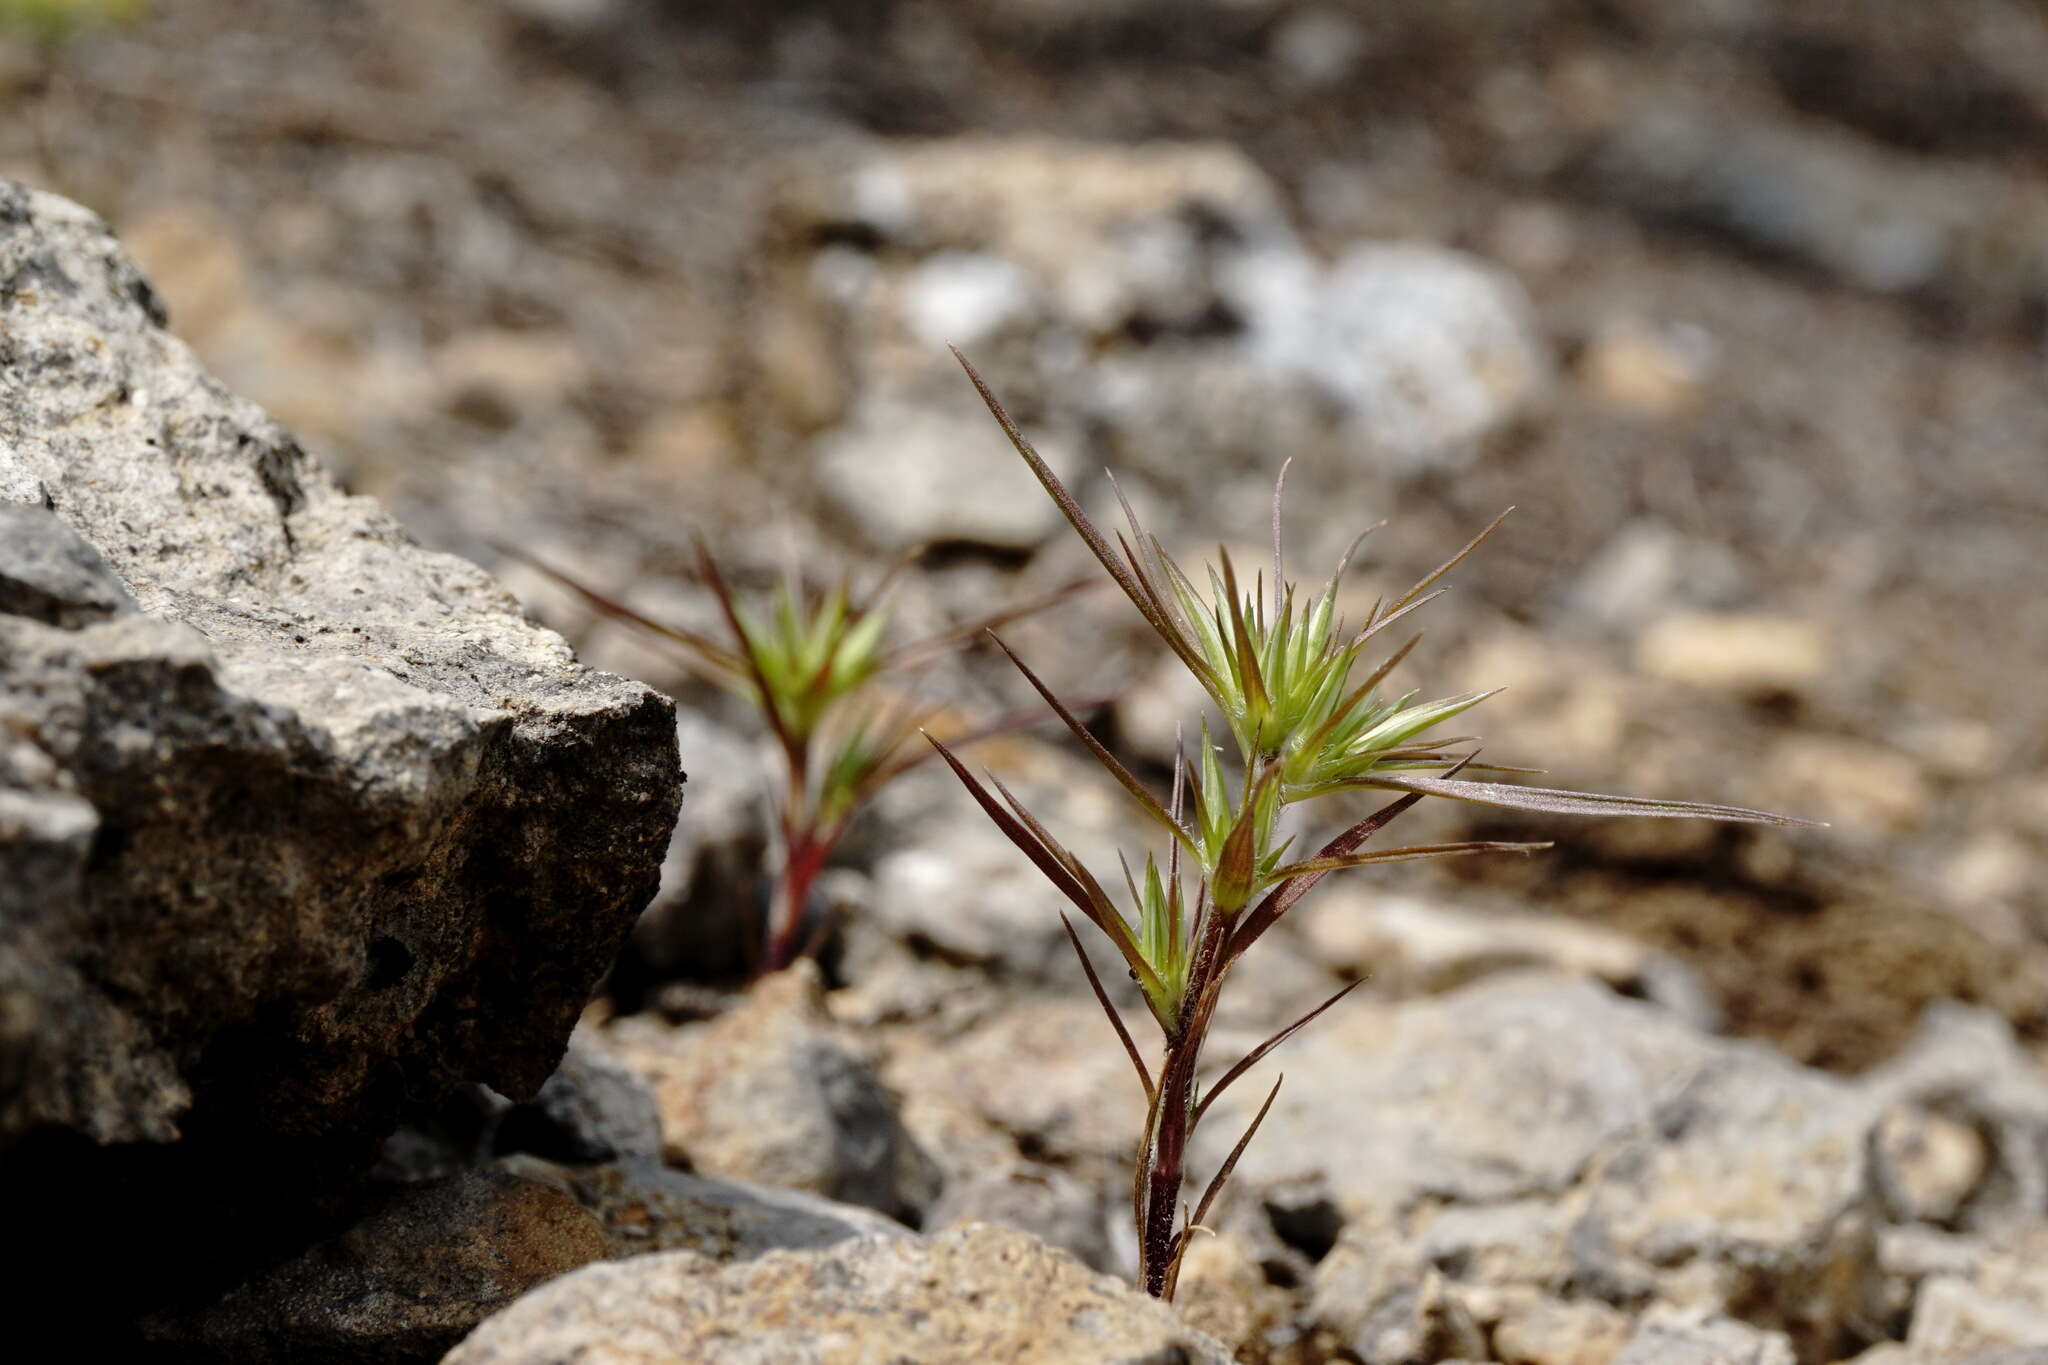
[493,1026,665,1165]
[602,961,941,1223]
[0,501,137,626]
[767,136,1547,553]
[443,1222,1233,1365]
[0,178,682,1153]
[1610,1308,1797,1365]
[1858,1001,2048,1232]
[1855,1352,2048,1365]
[1591,84,2048,317]
[1196,973,1886,1363]
[1902,1223,2048,1359]
[1294,884,1721,1028]
[923,1162,1115,1273]
[883,994,1152,1167]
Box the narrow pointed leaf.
[1106,473,1215,683]
[1169,1075,1285,1297]
[1354,587,1446,646]
[1386,506,1512,616]
[1354,772,1823,826]
[697,539,798,752]
[887,577,1096,668]
[1217,548,1270,717]
[1059,914,1155,1101]
[1113,530,1218,686]
[1226,786,1427,964]
[1195,980,1359,1126]
[1211,765,1279,914]
[981,769,1168,1006]
[1302,632,1423,755]
[1269,839,1549,879]
[496,544,746,675]
[854,699,1075,801]
[953,348,1199,675]
[1319,522,1385,606]
[923,734,1105,931]
[1346,687,1503,755]
[1270,457,1292,619]
[988,632,1193,849]
[852,541,926,617]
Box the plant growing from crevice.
[933,348,1819,1301]
[513,541,1076,973]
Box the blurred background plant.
[515,542,1075,974]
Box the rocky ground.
[4,2,2048,1362]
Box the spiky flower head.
[936,347,1818,1031]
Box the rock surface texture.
[0,179,681,1154]
[510,1153,908,1261]
[444,1222,1233,1365]
[1188,972,2048,1365]
[139,1164,609,1364]
[603,962,940,1223]
[769,136,1547,555]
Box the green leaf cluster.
[510,540,1073,970]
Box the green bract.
[736,580,888,746]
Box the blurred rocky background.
[4,1,2048,1362]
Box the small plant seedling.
[514,540,1078,973]
[935,348,1819,1300]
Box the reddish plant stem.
[763,828,830,972]
[1136,907,1233,1297]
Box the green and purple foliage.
[516,539,1073,973]
[934,348,1819,1300]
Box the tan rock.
[1611,1309,1795,1365]
[1173,1230,1294,1360]
[1940,832,2033,909]
[1578,319,1716,417]
[1451,627,1632,766]
[1760,734,1929,836]
[1203,976,1883,1361]
[883,995,1150,1163]
[1873,1105,1989,1226]
[1493,1296,1632,1365]
[1635,612,1831,696]
[1909,1225,2048,1357]
[1297,888,1713,1023]
[444,1223,1233,1364]
[119,200,253,350]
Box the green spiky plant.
[933,349,1817,1300]
[514,540,1075,973]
